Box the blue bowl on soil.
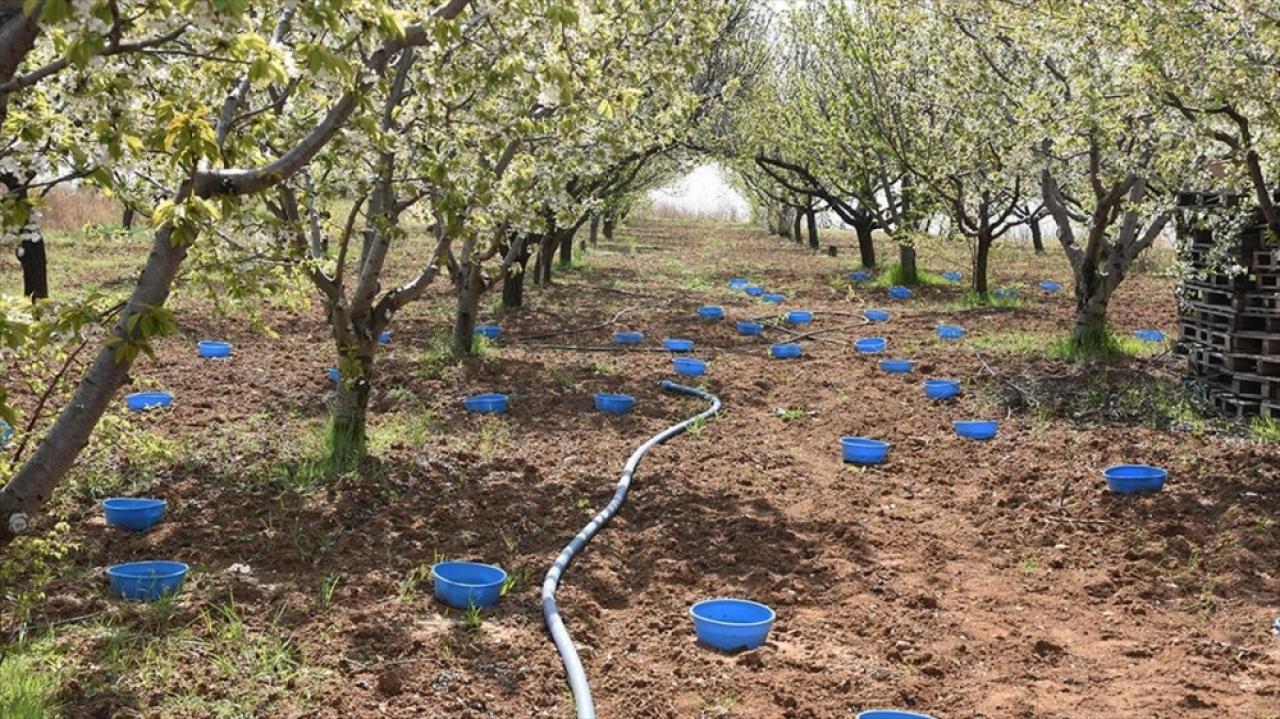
[431,561,507,609]
[698,305,725,321]
[379,330,392,344]
[888,286,912,300]
[197,340,232,358]
[771,343,802,359]
[595,393,635,414]
[690,598,775,652]
[745,285,765,297]
[1040,281,1061,293]
[102,498,167,532]
[850,270,871,282]
[841,436,890,465]
[328,367,341,383]
[924,379,961,400]
[937,324,966,340]
[106,561,189,602]
[954,420,999,440]
[614,331,644,345]
[736,321,763,336]
[1135,329,1166,343]
[728,278,749,290]
[464,393,509,414]
[125,391,172,412]
[673,357,707,377]
[864,309,890,323]
[475,324,501,340]
[0,419,12,446]
[855,337,886,354]
[663,338,694,353]
[993,288,1017,300]
[880,359,914,374]
[762,293,785,304]
[1104,464,1167,494]
[941,270,962,283]
[786,310,813,325]
[856,712,937,719]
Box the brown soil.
[7,221,1280,718]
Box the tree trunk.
[1029,216,1045,254]
[1,223,187,543]
[18,234,47,300]
[330,347,374,464]
[602,215,615,242]
[806,208,819,250]
[974,231,992,298]
[558,227,573,267]
[536,234,555,285]
[854,221,876,268]
[451,261,483,356]
[589,214,599,246]
[503,258,527,309]
[122,206,136,230]
[792,210,802,244]
[898,242,918,284]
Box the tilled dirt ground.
[6,221,1280,718]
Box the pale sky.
[648,162,749,221]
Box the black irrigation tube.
[542,380,721,719]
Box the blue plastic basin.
[431,561,507,609]
[379,330,392,344]
[993,287,1017,299]
[954,420,999,440]
[698,305,725,321]
[762,293,785,304]
[850,270,871,282]
[614,331,644,345]
[663,338,694,353]
[464,393,509,414]
[126,391,172,412]
[786,310,813,325]
[855,337,886,354]
[106,561,189,602]
[856,711,937,719]
[841,436,890,465]
[745,285,765,297]
[770,343,802,359]
[1040,281,1062,293]
[690,598,775,652]
[924,379,961,400]
[1135,329,1166,343]
[328,367,340,383]
[197,340,232,358]
[937,324,966,340]
[0,419,12,446]
[880,359,914,374]
[102,498,167,532]
[1104,464,1167,494]
[475,324,502,340]
[736,321,763,336]
[941,270,962,283]
[888,286,912,300]
[594,393,635,414]
[728,278,749,290]
[864,309,890,323]
[673,357,707,377]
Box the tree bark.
[451,260,483,356]
[806,207,818,250]
[974,231,993,298]
[854,221,876,268]
[558,226,573,267]
[898,242,918,284]
[18,234,47,300]
[589,214,599,246]
[0,223,186,540]
[536,233,555,285]
[792,209,802,244]
[330,344,374,462]
[122,206,136,230]
[1029,216,1044,254]
[602,215,614,242]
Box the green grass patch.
[969,328,1164,362]
[0,640,63,719]
[867,263,948,288]
[1249,415,1280,443]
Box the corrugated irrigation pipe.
[542,379,721,719]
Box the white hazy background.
[647,163,749,223]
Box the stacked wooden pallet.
[1177,193,1280,418]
